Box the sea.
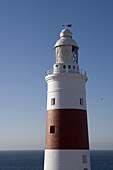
[0,150,113,170]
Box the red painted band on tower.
[45,109,89,149]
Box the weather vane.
[62,24,72,29]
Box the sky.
[0,0,113,150]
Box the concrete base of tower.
[44,149,91,170]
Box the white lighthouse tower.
[44,26,91,170]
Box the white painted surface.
[54,29,79,49]
[46,74,87,110]
[55,46,73,63]
[60,28,72,38]
[53,63,79,74]
[44,150,91,170]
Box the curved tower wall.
[44,28,91,170]
[47,74,87,110]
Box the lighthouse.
[44,26,91,170]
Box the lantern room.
[54,28,79,64]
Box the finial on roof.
[62,24,72,29]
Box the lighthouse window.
[50,125,55,133]
[51,98,55,105]
[82,155,87,163]
[63,65,66,69]
[73,65,75,69]
[80,98,84,105]
[68,65,71,69]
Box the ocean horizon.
[0,150,113,170]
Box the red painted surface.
[45,109,89,149]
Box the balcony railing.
[46,68,87,76]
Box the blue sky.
[0,0,113,150]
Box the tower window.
[55,65,58,67]
[50,125,55,133]
[73,66,75,69]
[63,65,66,69]
[82,155,87,163]
[80,98,84,105]
[51,98,55,105]
[68,65,71,69]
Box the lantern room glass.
[72,46,78,64]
